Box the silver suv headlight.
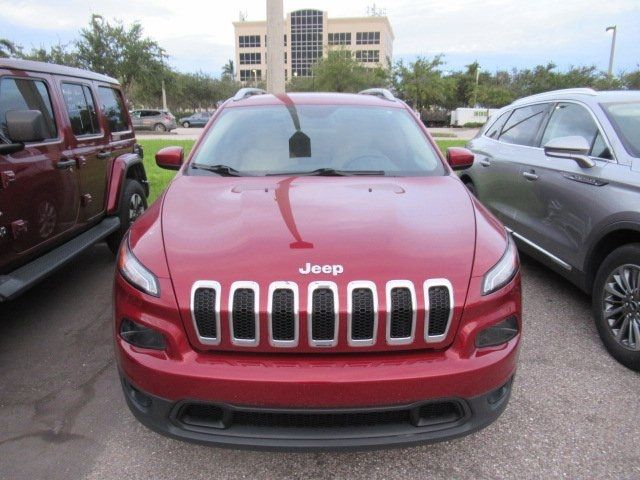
[482,235,519,295]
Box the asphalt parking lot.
[0,244,638,480]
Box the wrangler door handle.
[96,151,112,160]
[522,171,539,181]
[56,159,76,170]
[479,159,491,167]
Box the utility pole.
[472,67,480,107]
[266,0,285,94]
[606,25,617,76]
[160,47,168,111]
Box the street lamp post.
[252,69,257,87]
[606,25,617,76]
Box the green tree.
[22,43,81,67]
[75,14,164,98]
[222,60,235,79]
[308,49,389,93]
[393,55,447,108]
[0,38,21,58]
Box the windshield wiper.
[191,163,245,177]
[266,168,385,177]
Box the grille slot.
[229,282,259,345]
[190,281,221,345]
[428,287,450,336]
[389,287,414,339]
[309,283,338,346]
[424,280,453,342]
[194,288,217,338]
[271,288,295,341]
[348,284,376,345]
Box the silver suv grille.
[190,280,453,349]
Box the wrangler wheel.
[106,179,147,255]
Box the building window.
[355,50,380,63]
[239,52,261,65]
[290,9,324,77]
[239,35,261,48]
[239,69,262,82]
[328,32,351,45]
[356,32,380,45]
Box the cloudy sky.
[2,0,638,76]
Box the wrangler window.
[61,83,100,136]
[0,77,57,140]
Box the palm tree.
[0,39,21,58]
[222,59,235,79]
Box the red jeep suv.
[0,59,148,301]
[114,88,521,449]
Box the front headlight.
[117,235,160,297]
[482,234,519,295]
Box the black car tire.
[154,123,166,132]
[592,243,640,371]
[182,121,190,128]
[106,179,148,255]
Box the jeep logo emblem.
[299,262,344,276]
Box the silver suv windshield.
[602,102,640,158]
[188,105,444,176]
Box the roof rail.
[358,88,396,102]
[512,88,597,105]
[233,88,267,102]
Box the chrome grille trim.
[190,281,221,345]
[423,279,454,343]
[385,280,416,345]
[347,281,378,347]
[307,281,339,347]
[267,281,299,348]
[228,281,260,347]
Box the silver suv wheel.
[602,264,640,351]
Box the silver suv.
[462,88,640,370]
[130,109,177,132]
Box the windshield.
[602,102,640,158]
[188,105,444,176]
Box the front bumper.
[114,271,521,449]
[120,373,514,450]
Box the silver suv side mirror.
[543,136,595,168]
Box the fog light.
[120,319,166,350]
[476,316,518,348]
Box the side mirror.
[155,146,184,170]
[543,136,595,168]
[446,147,474,170]
[6,110,46,143]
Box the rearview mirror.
[543,136,595,168]
[6,110,46,143]
[155,146,184,170]
[446,147,474,170]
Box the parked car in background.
[114,88,522,449]
[461,88,640,371]
[0,58,149,301]
[179,111,213,128]
[131,109,177,132]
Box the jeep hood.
[161,174,477,352]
